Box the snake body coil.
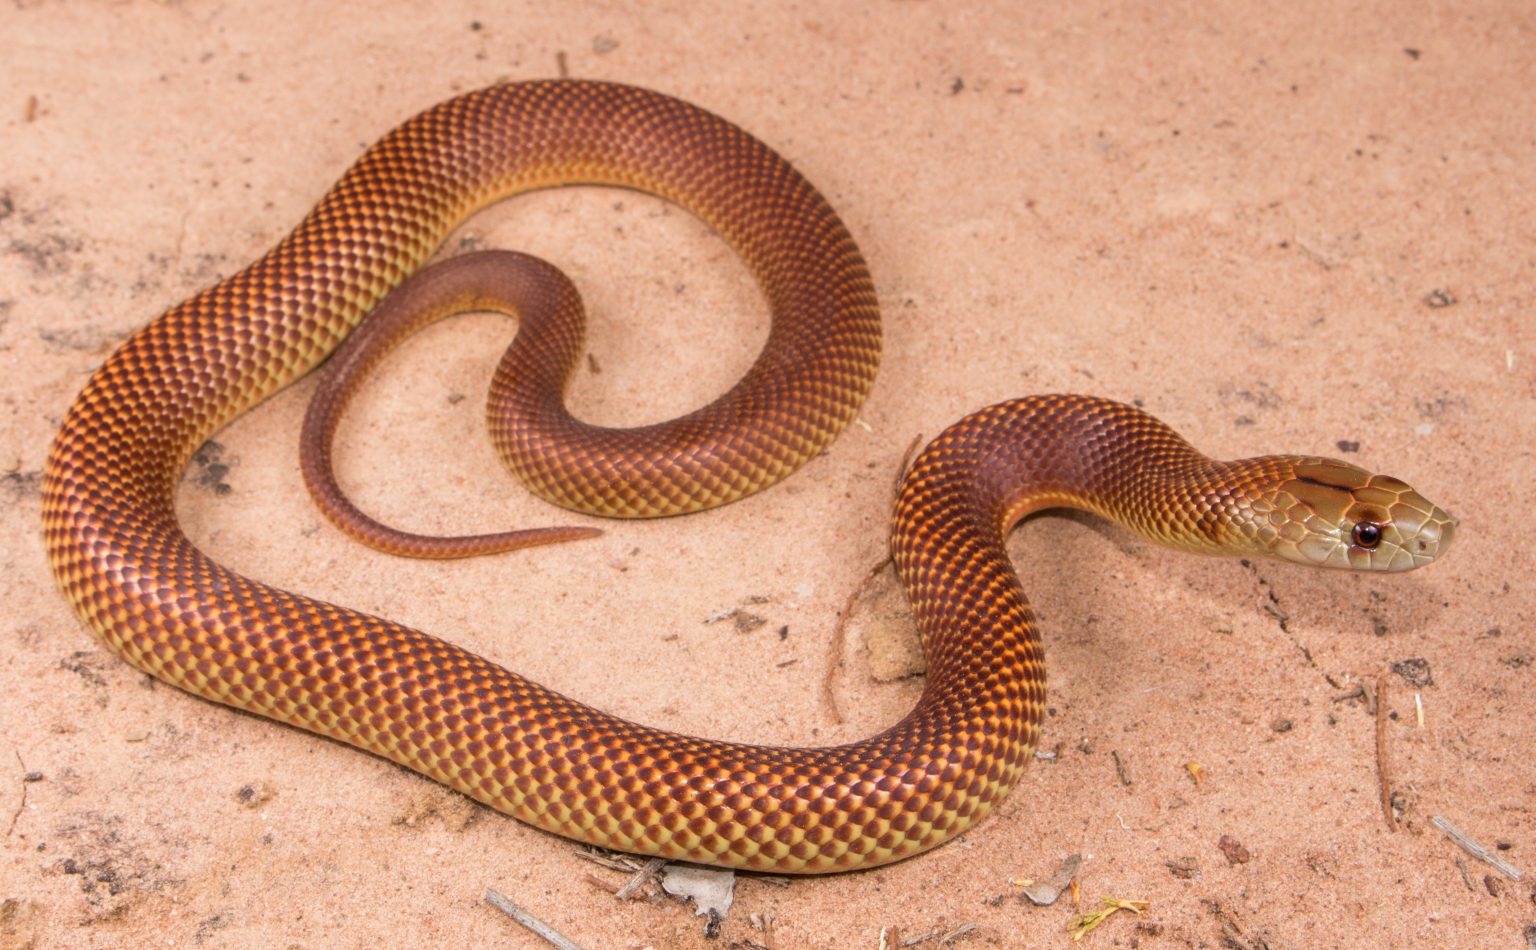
[42,81,1453,873]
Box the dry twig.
[484,888,587,950]
[6,751,29,839]
[614,857,667,900]
[893,431,925,496]
[572,848,645,872]
[821,553,892,723]
[1431,816,1523,881]
[1375,673,1396,831]
[902,922,978,946]
[821,434,927,722]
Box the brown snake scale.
[42,80,1453,873]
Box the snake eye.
[1351,521,1383,549]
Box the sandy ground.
[3,2,1533,948]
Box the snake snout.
[1381,495,1455,571]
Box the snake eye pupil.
[1352,522,1383,549]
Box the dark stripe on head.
[1293,474,1353,494]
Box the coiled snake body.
[42,80,1453,873]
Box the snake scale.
[42,80,1453,873]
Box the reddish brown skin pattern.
[300,251,606,557]
[44,80,986,873]
[40,80,1448,874]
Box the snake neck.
[893,393,1265,681]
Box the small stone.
[1218,835,1251,865]
[235,782,276,808]
[1423,288,1456,308]
[1392,657,1433,688]
[1166,857,1200,879]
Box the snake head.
[1255,458,1455,572]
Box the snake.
[41,79,1455,874]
